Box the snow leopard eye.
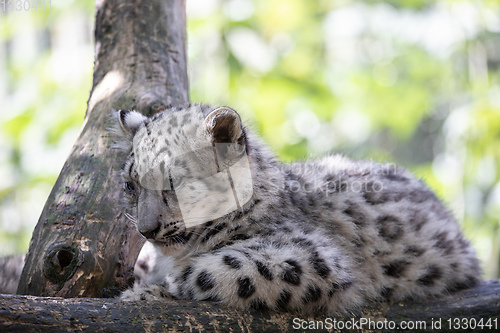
[124,181,136,196]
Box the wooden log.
[2,280,499,332]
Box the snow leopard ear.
[110,109,148,152]
[117,109,147,137]
[203,107,243,144]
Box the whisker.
[124,212,138,226]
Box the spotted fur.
[114,103,480,315]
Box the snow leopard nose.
[139,223,161,240]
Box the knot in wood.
[43,244,82,284]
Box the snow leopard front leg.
[121,238,358,314]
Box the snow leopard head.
[113,104,253,248]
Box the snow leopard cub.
[114,103,480,314]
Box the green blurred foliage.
[0,0,499,279]
[0,0,94,254]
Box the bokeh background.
[0,0,499,279]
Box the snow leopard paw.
[120,285,173,301]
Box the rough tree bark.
[16,0,189,297]
[1,280,499,332]
[2,0,499,332]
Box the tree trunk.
[2,280,499,332]
[17,0,189,298]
